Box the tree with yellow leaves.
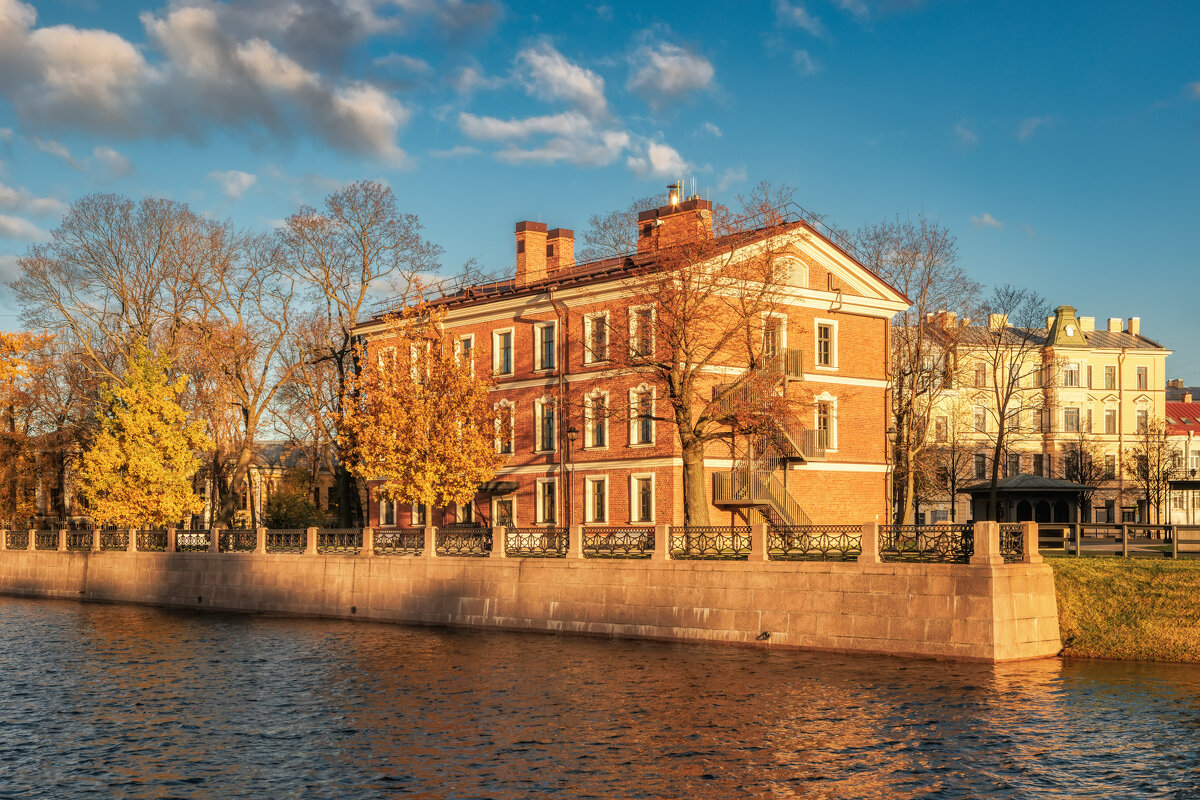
[77,344,213,528]
[340,308,502,511]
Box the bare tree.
[1125,418,1179,523]
[1062,431,1107,521]
[577,195,662,261]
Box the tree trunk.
[680,439,709,527]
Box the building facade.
[1167,397,1200,525]
[355,193,909,531]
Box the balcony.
[753,347,804,380]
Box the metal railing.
[505,526,567,558]
[374,529,424,556]
[176,530,211,553]
[436,528,492,557]
[66,531,91,551]
[100,531,129,551]
[1038,523,1200,559]
[768,525,861,561]
[265,529,305,554]
[220,529,257,553]
[998,524,1024,564]
[753,347,805,380]
[138,530,167,552]
[34,530,58,550]
[582,527,654,558]
[670,526,751,560]
[318,529,362,555]
[880,524,974,564]
[712,464,812,527]
[5,530,28,550]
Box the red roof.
[1166,402,1200,434]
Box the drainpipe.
[548,288,570,526]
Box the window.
[1104,455,1117,480]
[935,416,948,443]
[631,475,654,523]
[585,391,608,448]
[378,346,397,371]
[973,363,986,388]
[536,322,556,371]
[1086,365,1093,389]
[457,501,474,525]
[1064,407,1080,433]
[535,397,557,452]
[455,335,474,375]
[1032,454,1045,477]
[1063,363,1080,387]
[816,321,836,368]
[1137,409,1148,434]
[1105,365,1116,390]
[763,316,783,359]
[1191,449,1200,471]
[412,503,427,527]
[583,312,609,363]
[586,477,607,523]
[973,406,987,433]
[630,306,654,358]
[1105,408,1117,435]
[493,329,513,376]
[1085,408,1093,433]
[630,385,655,445]
[974,453,988,479]
[1040,407,1052,433]
[493,497,515,527]
[1007,453,1021,477]
[378,497,396,526]
[815,395,837,449]
[536,479,557,524]
[1137,366,1148,390]
[495,401,515,454]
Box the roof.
[961,473,1094,494]
[1166,402,1200,435]
[1168,385,1200,402]
[944,325,1166,351]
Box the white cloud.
[717,166,747,191]
[0,253,19,282]
[954,121,978,146]
[451,64,504,95]
[627,41,714,110]
[33,137,81,169]
[836,0,870,19]
[774,0,824,37]
[0,181,65,216]
[429,145,480,159]
[374,53,432,74]
[497,129,630,166]
[0,213,45,240]
[970,212,1003,230]
[702,121,722,137]
[793,49,818,75]
[0,128,12,144]
[627,141,689,178]
[1017,115,1054,141]
[459,111,594,141]
[208,169,257,200]
[459,110,630,167]
[91,145,132,178]
[516,42,608,118]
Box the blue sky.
[1,0,1198,378]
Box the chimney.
[987,313,1008,330]
[546,228,574,273]
[515,221,548,286]
[637,191,714,253]
[1186,393,1194,404]
[1107,317,1122,332]
[1169,378,1184,390]
[1079,316,1095,332]
[1127,316,1140,336]
[1045,315,1055,330]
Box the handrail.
[713,459,812,526]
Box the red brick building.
[354,192,909,530]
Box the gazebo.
[961,474,1093,523]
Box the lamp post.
[566,426,579,526]
[885,426,898,523]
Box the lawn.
[1047,555,1200,662]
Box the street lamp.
[566,426,579,526]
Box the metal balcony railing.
[712,461,812,527]
[753,347,804,380]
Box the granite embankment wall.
[0,524,1061,663]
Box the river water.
[1,597,1199,799]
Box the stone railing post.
[653,524,671,561]
[423,525,437,559]
[255,526,267,555]
[127,528,137,553]
[749,522,769,562]
[58,528,67,552]
[491,526,507,558]
[92,528,101,553]
[0,530,6,551]
[305,526,318,555]
[209,527,221,553]
[1120,523,1129,558]
[166,527,177,553]
[1021,521,1042,564]
[26,528,35,552]
[858,523,881,564]
[568,524,584,559]
[970,521,1002,566]
[361,527,373,558]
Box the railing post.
[491,526,507,559]
[0,530,6,551]
[858,523,880,564]
[91,528,101,553]
[361,527,373,558]
[653,524,670,560]
[127,528,137,553]
[1021,521,1043,564]
[969,521,1002,566]
[568,524,584,559]
[58,528,67,552]
[1120,523,1129,558]
[26,528,35,552]
[423,525,437,559]
[166,528,177,553]
[255,526,267,555]
[305,526,318,556]
[749,522,768,562]
[1171,525,1178,559]
[209,527,221,553]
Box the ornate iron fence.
[374,529,424,556]
[176,530,211,553]
[34,530,59,550]
[220,529,257,553]
[318,529,362,555]
[768,525,861,561]
[998,523,1024,564]
[6,530,29,550]
[66,531,92,551]
[436,527,492,557]
[100,530,129,551]
[505,526,567,558]
[266,529,306,554]
[670,526,751,560]
[880,524,973,563]
[137,530,167,551]
[582,527,654,559]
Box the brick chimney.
[988,313,1009,330]
[1107,317,1122,332]
[515,221,548,286]
[637,195,714,253]
[1127,316,1140,336]
[546,228,574,273]
[1079,316,1095,332]
[1186,393,1194,404]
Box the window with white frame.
[1105,408,1117,434]
[585,476,608,523]
[493,497,515,527]
[630,474,654,523]
[535,322,556,371]
[1137,408,1148,433]
[630,306,655,358]
[495,400,515,454]
[536,478,557,524]
[454,335,474,375]
[583,312,609,363]
[974,453,988,479]
[973,406,987,433]
[378,346,397,371]
[535,397,557,452]
[1085,408,1093,433]
[1063,362,1080,387]
[456,500,474,525]
[815,393,837,450]
[493,329,513,376]
[378,496,396,526]
[762,314,785,360]
[630,385,655,445]
[585,390,608,448]
[1104,365,1116,390]
[776,255,807,288]
[1104,455,1117,480]
[411,503,427,527]
[1063,407,1080,433]
[815,320,837,368]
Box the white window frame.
[585,390,609,450]
[534,320,557,372]
[629,473,656,524]
[1063,407,1080,433]
[584,475,609,524]
[583,311,610,364]
[973,405,987,433]
[534,395,557,453]
[535,478,557,524]
[492,495,516,527]
[814,318,838,370]
[456,500,474,524]
[776,255,807,289]
[761,312,788,358]
[378,496,396,527]
[378,346,397,371]
[629,305,656,359]
[455,334,475,376]
[1063,362,1080,388]
[1104,406,1118,435]
[411,502,427,527]
[629,383,656,446]
[492,327,514,376]
[494,400,515,454]
[814,392,838,451]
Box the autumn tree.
[339,308,502,512]
[1061,431,1107,521]
[262,467,324,529]
[0,331,57,525]
[77,344,213,528]
[1124,418,1179,524]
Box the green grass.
[1047,555,1200,662]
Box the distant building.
[1166,399,1200,525]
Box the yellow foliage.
[340,308,503,509]
[0,330,53,385]
[77,344,214,528]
